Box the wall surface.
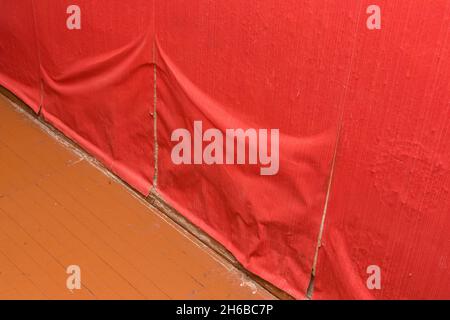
[0,0,449,299]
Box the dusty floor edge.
[147,192,294,300]
[0,86,289,300]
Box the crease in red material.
[156,41,336,297]
[154,0,349,297]
[35,0,155,195]
[1,0,449,299]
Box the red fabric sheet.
[0,0,40,112]
[0,0,449,299]
[314,0,450,299]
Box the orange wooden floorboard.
[0,93,274,300]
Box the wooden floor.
[0,93,274,300]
